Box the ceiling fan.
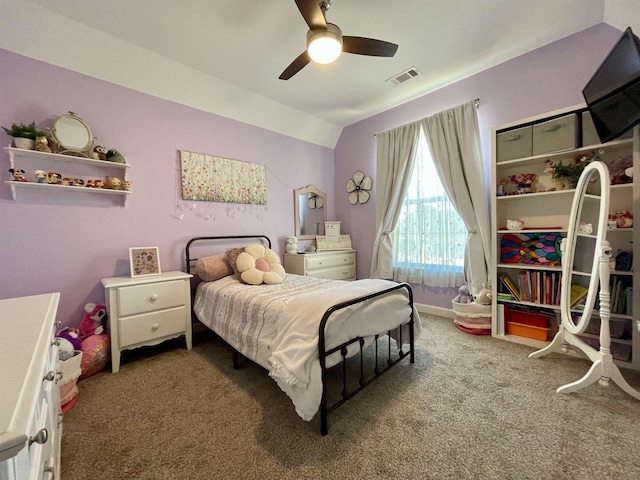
[279,0,399,80]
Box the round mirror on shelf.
[52,112,94,156]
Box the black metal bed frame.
[185,235,416,435]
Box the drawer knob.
[43,371,55,382]
[150,294,159,301]
[29,428,48,446]
[151,323,160,331]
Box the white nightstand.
[101,271,193,372]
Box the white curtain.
[421,100,491,293]
[391,134,467,288]
[370,123,420,279]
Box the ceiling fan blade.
[295,0,327,30]
[279,51,312,80]
[342,36,398,57]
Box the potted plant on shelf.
[544,154,594,190]
[1,122,48,150]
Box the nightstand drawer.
[119,306,187,348]
[117,280,185,316]
[306,252,355,271]
[307,264,356,281]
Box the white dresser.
[101,271,193,372]
[0,293,62,480]
[284,250,357,281]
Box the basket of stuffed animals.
[452,285,492,335]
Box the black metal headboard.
[185,235,272,274]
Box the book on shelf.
[499,274,521,301]
[570,284,589,307]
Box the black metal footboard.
[318,282,415,435]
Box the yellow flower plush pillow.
[235,244,286,285]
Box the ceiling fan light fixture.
[307,24,343,64]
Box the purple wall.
[334,23,623,308]
[0,49,334,326]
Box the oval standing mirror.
[52,112,94,156]
[294,185,327,239]
[530,161,640,399]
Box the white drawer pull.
[29,428,48,446]
[150,294,159,301]
[44,463,55,480]
[151,323,160,331]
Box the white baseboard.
[415,303,454,319]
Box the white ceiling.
[4,1,640,147]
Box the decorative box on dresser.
[490,104,639,371]
[284,249,357,281]
[0,293,62,480]
[101,271,193,372]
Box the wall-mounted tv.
[583,27,640,143]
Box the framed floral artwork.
[179,150,266,204]
[129,247,161,277]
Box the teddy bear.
[453,285,474,304]
[474,287,492,305]
[78,303,107,341]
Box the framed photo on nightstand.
[129,246,161,277]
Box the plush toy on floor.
[78,303,107,341]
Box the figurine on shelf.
[612,210,633,228]
[8,168,27,182]
[91,145,108,161]
[34,169,46,183]
[86,179,95,188]
[105,176,122,190]
[94,179,104,189]
[34,135,52,153]
[61,178,74,186]
[122,180,132,191]
[74,179,85,187]
[46,172,62,184]
[506,218,524,230]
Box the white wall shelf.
[4,146,131,204]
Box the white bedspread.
[193,274,420,421]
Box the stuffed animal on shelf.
[453,285,474,304]
[506,218,524,230]
[35,135,52,153]
[8,168,27,182]
[78,303,107,341]
[613,210,633,228]
[106,149,126,164]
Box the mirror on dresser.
[294,185,327,239]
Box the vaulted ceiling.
[4,0,640,147]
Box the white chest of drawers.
[284,250,357,281]
[0,293,62,480]
[101,271,193,372]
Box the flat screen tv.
[583,27,640,143]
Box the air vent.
[387,67,421,86]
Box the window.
[392,130,466,287]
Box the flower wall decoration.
[346,171,372,205]
[307,192,324,209]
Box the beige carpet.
[61,315,640,479]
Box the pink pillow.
[196,254,234,282]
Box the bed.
[186,235,420,435]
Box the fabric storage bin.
[496,125,532,162]
[506,321,550,341]
[504,305,550,328]
[582,110,633,146]
[452,301,491,335]
[532,113,578,155]
[582,111,601,146]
